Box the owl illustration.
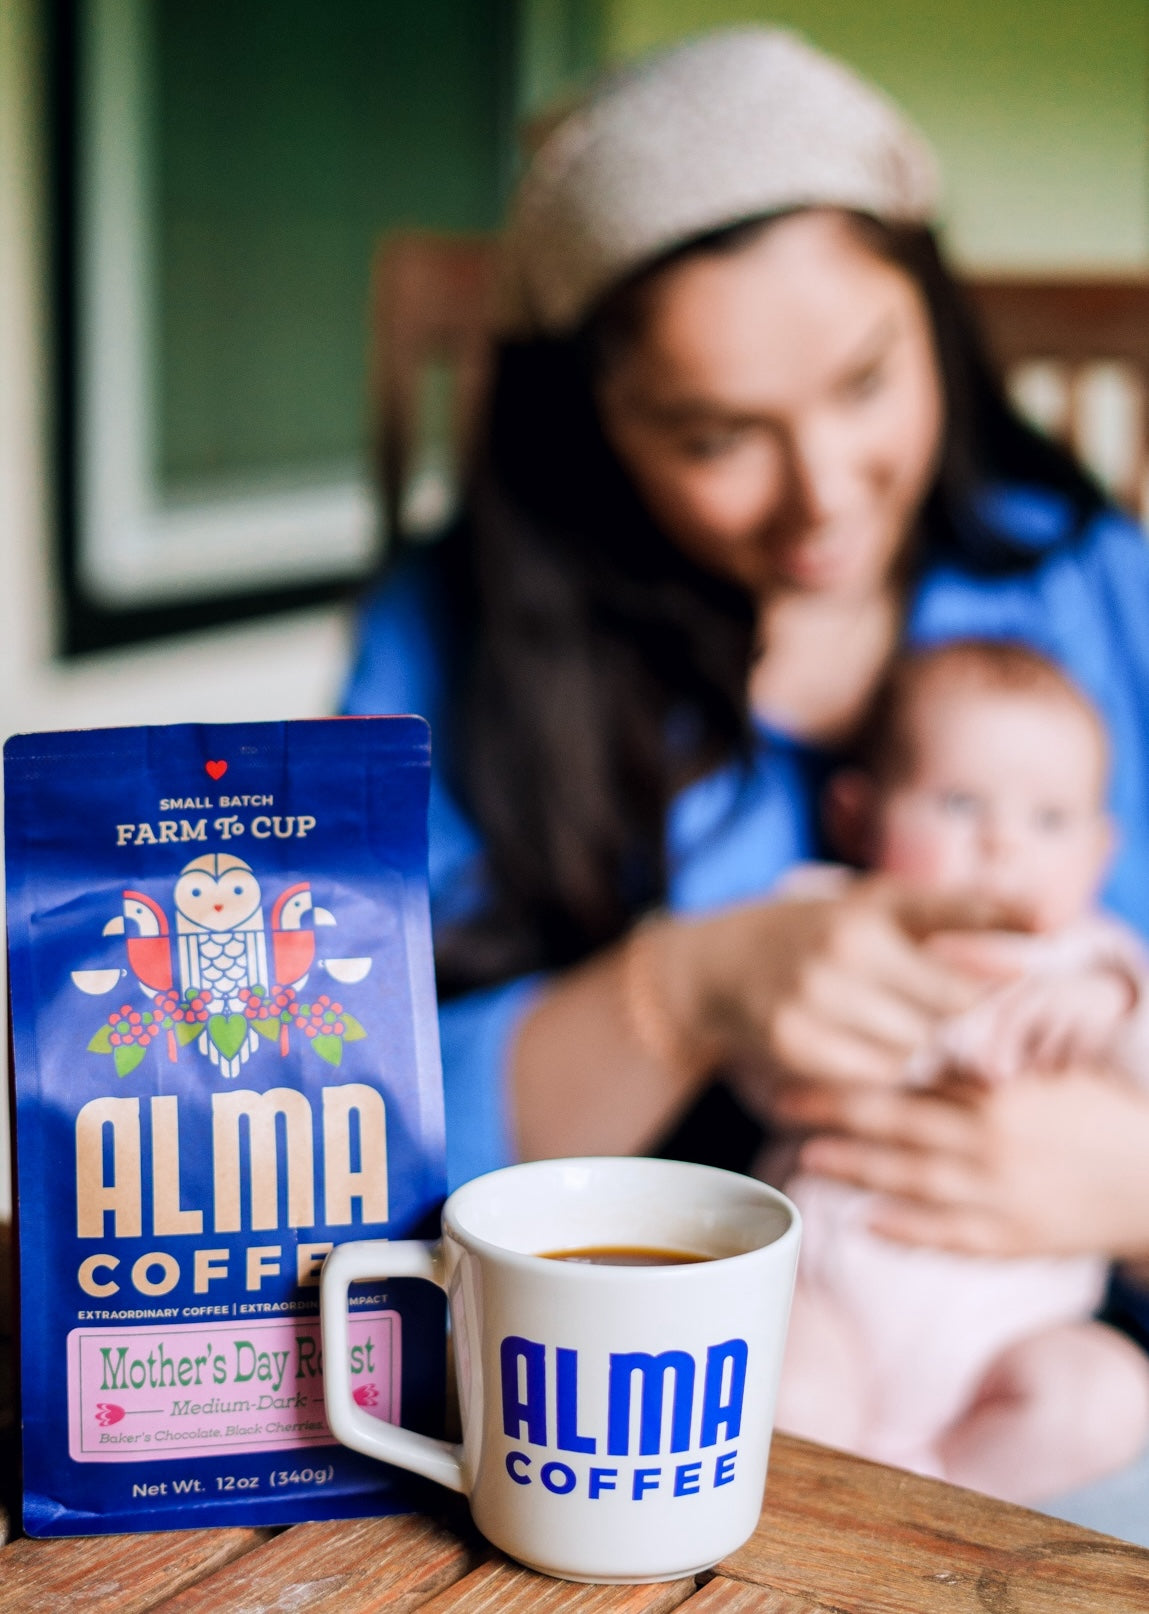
[174,852,268,1078]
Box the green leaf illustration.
[176,1021,204,1046]
[341,1013,366,1042]
[252,1018,281,1042]
[208,1014,249,1060]
[113,1044,146,1078]
[88,1025,114,1054]
[312,1033,343,1067]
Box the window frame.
[52,0,520,654]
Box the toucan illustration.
[103,890,174,993]
[270,881,335,988]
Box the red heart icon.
[205,760,227,780]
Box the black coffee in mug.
[543,1246,712,1266]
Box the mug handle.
[321,1238,467,1494]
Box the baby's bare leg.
[774,1285,869,1451]
[936,1322,1149,1504]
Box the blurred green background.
[136,0,1148,505]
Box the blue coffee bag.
[6,717,447,1535]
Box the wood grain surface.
[148,1513,479,1614]
[414,1557,695,1614]
[719,1433,1149,1613]
[3,1434,1149,1612]
[0,1526,270,1614]
[689,1576,832,1614]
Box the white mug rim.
[440,1155,800,1279]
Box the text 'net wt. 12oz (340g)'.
[6,716,447,1535]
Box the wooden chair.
[370,232,500,539]
[371,231,1149,532]
[967,278,1149,519]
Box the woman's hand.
[513,877,1021,1162]
[783,1067,1149,1259]
[660,877,1023,1094]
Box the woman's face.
[596,210,944,601]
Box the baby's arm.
[965,966,1138,1084]
[921,914,1149,1086]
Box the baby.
[769,638,1149,1503]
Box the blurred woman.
[346,30,1149,1383]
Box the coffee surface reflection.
[541,1246,712,1266]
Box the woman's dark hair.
[417,212,1105,996]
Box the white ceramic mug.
[321,1156,800,1583]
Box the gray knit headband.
[499,27,939,337]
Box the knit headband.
[499,27,940,337]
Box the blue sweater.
[345,490,1149,1193]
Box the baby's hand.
[960,967,1136,1083]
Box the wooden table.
[2,1434,1148,1613]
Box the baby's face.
[870,686,1111,931]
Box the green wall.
[600,0,1149,269]
[518,0,604,114]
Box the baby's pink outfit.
[760,868,1149,1475]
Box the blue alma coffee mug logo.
[320,1159,800,1581]
[500,1334,747,1501]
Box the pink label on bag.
[67,1309,400,1463]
